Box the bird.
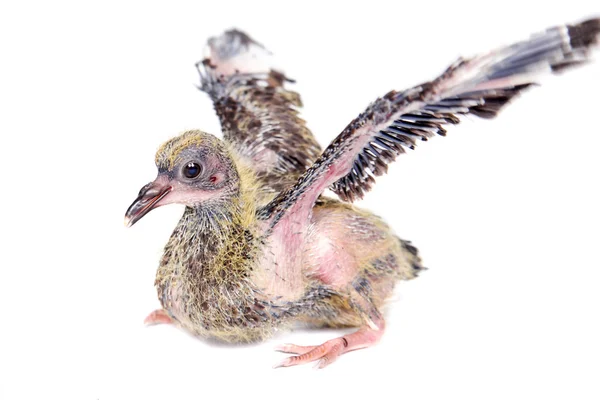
[125,18,600,368]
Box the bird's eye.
[183,162,202,179]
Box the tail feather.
[399,238,426,277]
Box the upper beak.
[124,181,172,228]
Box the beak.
[124,181,172,228]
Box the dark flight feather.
[261,18,600,226]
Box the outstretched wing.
[198,30,322,193]
[261,18,600,231]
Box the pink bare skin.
[263,201,411,368]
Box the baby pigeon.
[125,19,600,368]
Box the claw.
[272,359,291,369]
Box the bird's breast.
[155,255,282,342]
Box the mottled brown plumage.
[125,19,599,367]
[198,30,322,194]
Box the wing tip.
[207,29,271,60]
[201,29,275,78]
[567,17,600,50]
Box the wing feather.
[198,30,322,193]
[261,18,600,229]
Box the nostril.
[139,182,153,196]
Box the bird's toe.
[144,309,173,326]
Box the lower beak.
[124,182,172,227]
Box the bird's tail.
[398,238,426,278]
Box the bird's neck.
[160,191,258,283]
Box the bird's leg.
[144,309,173,325]
[274,289,385,369]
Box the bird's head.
[125,130,240,227]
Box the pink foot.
[274,323,385,369]
[144,309,173,325]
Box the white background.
[1,1,599,399]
